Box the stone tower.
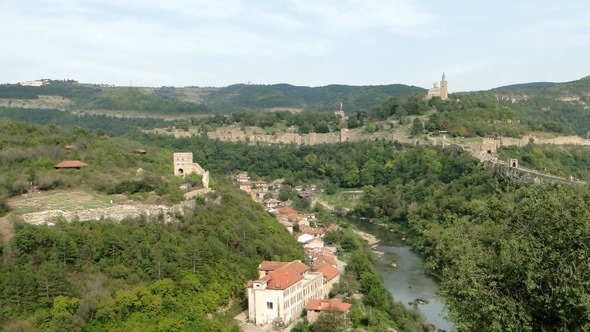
[440,73,448,100]
[173,152,210,189]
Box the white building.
[247,261,325,326]
[19,80,44,87]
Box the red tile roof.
[275,206,298,216]
[305,299,352,312]
[258,261,289,272]
[301,227,324,236]
[315,264,340,282]
[311,256,337,270]
[54,160,89,168]
[255,260,311,290]
[281,261,311,275]
[261,269,303,290]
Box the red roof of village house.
[315,264,340,282]
[54,160,89,168]
[275,206,297,215]
[257,261,311,290]
[261,269,303,290]
[311,256,337,270]
[305,299,351,312]
[300,226,324,236]
[258,261,289,272]
[258,260,309,274]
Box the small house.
[54,160,89,169]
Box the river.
[355,221,454,331]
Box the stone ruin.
[173,152,210,189]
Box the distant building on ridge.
[426,73,448,100]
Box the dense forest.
[0,185,304,330]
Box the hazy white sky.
[2,0,589,91]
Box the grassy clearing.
[8,189,128,214]
[317,190,364,210]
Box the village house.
[247,261,325,326]
[237,172,251,183]
[315,264,340,297]
[302,237,324,249]
[300,225,324,238]
[274,206,299,222]
[263,198,281,210]
[54,160,89,170]
[305,247,337,270]
[278,219,294,233]
[239,181,252,192]
[305,299,352,324]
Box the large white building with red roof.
[247,260,325,326]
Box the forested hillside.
[0,81,425,115]
[202,83,425,113]
[0,119,304,331]
[1,185,303,331]
[481,75,590,136]
[133,133,589,331]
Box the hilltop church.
[426,73,448,100]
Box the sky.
[2,0,590,92]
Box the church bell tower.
[440,73,448,100]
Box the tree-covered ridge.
[0,81,101,100]
[0,185,304,331]
[82,88,212,114]
[0,107,176,136]
[492,82,559,91]
[480,75,590,136]
[498,143,590,181]
[202,83,426,113]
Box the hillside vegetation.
[482,76,590,136]
[135,132,590,331]
[0,119,304,331]
[203,83,425,113]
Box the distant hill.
[492,82,559,91]
[203,83,426,113]
[465,75,590,136]
[0,81,425,114]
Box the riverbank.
[353,229,386,257]
[354,229,380,245]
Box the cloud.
[288,0,436,34]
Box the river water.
[355,222,454,331]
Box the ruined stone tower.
[173,152,210,189]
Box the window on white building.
[267,302,273,309]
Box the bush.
[0,196,9,216]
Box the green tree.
[410,118,423,136]
[311,308,348,332]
